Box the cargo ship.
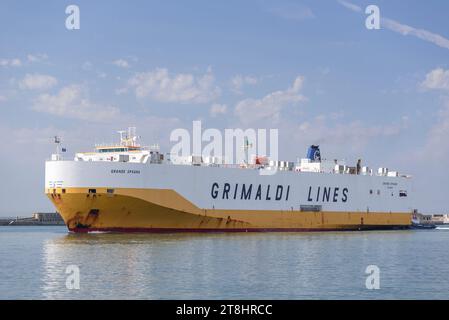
[45,128,413,232]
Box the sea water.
[0,226,448,299]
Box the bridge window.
[99,148,127,153]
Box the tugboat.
[411,213,436,229]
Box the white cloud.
[270,4,315,21]
[382,18,449,51]
[338,0,449,51]
[128,68,221,104]
[115,87,129,95]
[230,75,259,94]
[27,53,48,63]
[112,59,130,68]
[210,103,227,117]
[82,61,93,71]
[421,68,449,91]
[32,85,120,122]
[295,117,405,149]
[251,113,403,163]
[0,58,22,67]
[420,99,449,161]
[19,73,58,90]
[234,76,305,124]
[0,95,6,102]
[337,0,361,12]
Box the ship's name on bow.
[110,169,141,174]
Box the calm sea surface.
[1,226,449,299]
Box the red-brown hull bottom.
[69,225,410,233]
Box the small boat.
[411,213,436,229]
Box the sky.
[0,0,448,216]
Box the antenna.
[128,127,137,146]
[117,130,126,145]
[118,127,140,147]
[53,135,61,155]
[242,137,253,164]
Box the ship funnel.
[306,145,321,162]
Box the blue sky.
[0,0,448,215]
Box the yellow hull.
[46,187,412,232]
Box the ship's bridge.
[73,127,163,164]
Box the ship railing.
[163,161,294,171]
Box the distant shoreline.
[0,219,65,226]
[0,212,65,226]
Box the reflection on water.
[1,226,449,299]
